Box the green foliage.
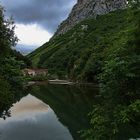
[29,9,135,82]
[0,5,27,116]
[0,6,18,58]
[29,7,140,139]
[12,50,32,68]
[26,75,48,81]
[128,0,140,9]
[0,77,13,112]
[82,9,140,140]
[0,57,24,88]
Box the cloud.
[1,0,76,33]
[15,23,52,46]
[0,0,76,54]
[0,95,73,140]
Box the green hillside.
[29,9,139,82]
[28,6,140,139]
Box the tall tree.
[0,5,18,58]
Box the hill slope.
[28,6,140,139]
[55,0,126,36]
[28,9,139,82]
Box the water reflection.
[0,83,139,140]
[10,94,49,116]
[28,84,99,140]
[0,94,73,140]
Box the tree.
[0,5,18,58]
[128,0,140,8]
[0,5,25,117]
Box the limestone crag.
[54,0,127,36]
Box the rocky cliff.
[54,0,127,36]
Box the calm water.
[0,84,99,140]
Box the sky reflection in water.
[0,94,73,140]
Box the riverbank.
[27,79,98,87]
[48,80,74,85]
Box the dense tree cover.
[0,6,29,116]
[29,1,140,139]
[29,8,138,82]
[82,2,140,140]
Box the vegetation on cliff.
[82,10,140,140]
[29,8,139,82]
[29,0,140,139]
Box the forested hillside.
[29,8,139,82]
[29,1,140,139]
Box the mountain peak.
[54,0,127,36]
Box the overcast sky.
[0,0,76,53]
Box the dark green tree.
[0,6,18,58]
[0,5,26,116]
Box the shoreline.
[27,79,98,87]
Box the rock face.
[54,0,127,36]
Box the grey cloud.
[1,0,76,33]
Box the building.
[23,69,48,77]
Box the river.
[0,84,99,140]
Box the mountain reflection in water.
[0,94,73,140]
